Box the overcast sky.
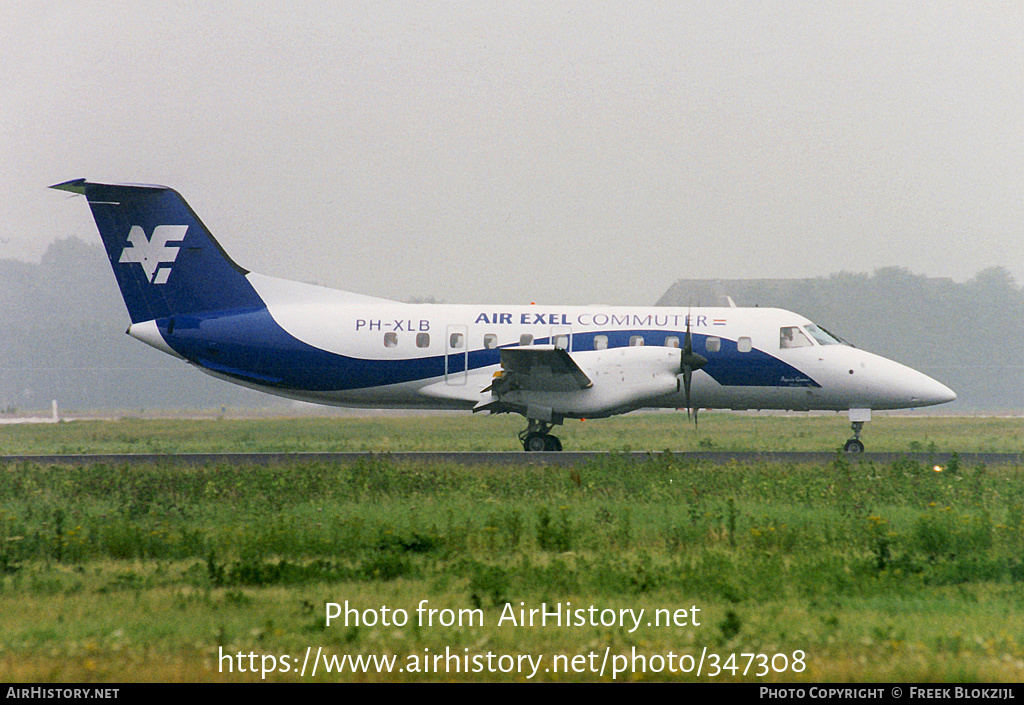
[4,2,1023,305]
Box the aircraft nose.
[911,376,956,406]
[851,351,957,409]
[892,363,956,408]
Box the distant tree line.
[0,238,269,413]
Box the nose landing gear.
[844,409,871,453]
[844,421,865,453]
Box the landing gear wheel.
[524,432,548,452]
[844,419,866,454]
[519,418,564,452]
[523,432,562,452]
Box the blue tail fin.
[51,179,265,323]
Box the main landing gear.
[520,419,562,452]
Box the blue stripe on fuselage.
[160,308,442,391]
[157,312,820,391]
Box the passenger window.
[520,334,534,346]
[553,334,569,349]
[593,335,608,350]
[384,332,398,348]
[665,336,680,348]
[629,335,644,347]
[780,326,812,349]
[416,332,430,348]
[483,333,498,349]
[450,332,465,349]
[705,336,720,353]
[737,336,752,353]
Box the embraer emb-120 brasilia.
[51,179,956,452]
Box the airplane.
[51,178,956,452]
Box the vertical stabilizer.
[50,179,264,323]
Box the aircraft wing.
[486,346,593,393]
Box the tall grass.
[2,455,1022,592]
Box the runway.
[1,451,1021,467]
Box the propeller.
[680,313,707,425]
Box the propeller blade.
[679,312,707,425]
[683,364,693,420]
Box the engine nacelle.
[501,346,682,419]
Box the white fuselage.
[130,272,956,419]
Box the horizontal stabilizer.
[50,178,89,195]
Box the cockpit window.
[780,326,813,349]
[803,324,845,346]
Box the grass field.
[2,410,1023,454]
[2,413,1024,682]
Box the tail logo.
[119,225,187,284]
